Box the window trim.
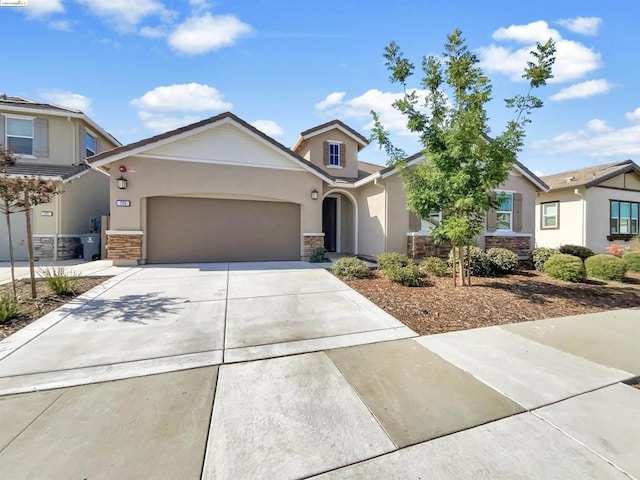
[540,201,560,230]
[610,199,639,236]
[5,114,35,157]
[495,191,514,231]
[328,142,341,167]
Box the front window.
[6,117,34,155]
[541,202,559,229]
[420,211,442,233]
[328,143,340,166]
[611,200,639,235]
[496,192,513,230]
[86,132,97,157]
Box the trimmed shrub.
[585,254,627,282]
[531,247,559,272]
[331,257,371,280]
[375,252,410,271]
[0,294,20,324]
[39,267,79,296]
[544,254,586,283]
[448,246,494,277]
[384,264,422,287]
[419,256,448,277]
[559,244,594,261]
[309,247,330,263]
[622,252,640,273]
[486,248,519,274]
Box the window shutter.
[513,192,523,232]
[79,125,86,162]
[408,210,421,231]
[323,141,329,165]
[339,143,346,166]
[486,208,497,232]
[33,118,49,157]
[0,114,5,147]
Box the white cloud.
[550,79,614,101]
[139,26,166,38]
[23,0,63,17]
[625,107,640,123]
[251,120,283,137]
[168,13,253,55]
[38,89,91,112]
[131,83,232,132]
[48,20,70,31]
[74,0,174,30]
[556,17,602,36]
[479,21,601,83]
[585,119,612,133]
[315,92,346,110]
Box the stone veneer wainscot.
[107,230,143,265]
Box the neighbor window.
[496,192,513,230]
[328,143,340,166]
[86,132,97,157]
[610,200,639,235]
[541,202,559,229]
[6,116,34,155]
[420,211,442,233]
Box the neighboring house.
[0,95,120,261]
[87,112,547,265]
[536,160,640,253]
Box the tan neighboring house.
[536,160,640,253]
[0,95,120,261]
[87,112,547,265]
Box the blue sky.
[1,0,639,176]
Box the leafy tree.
[372,29,555,286]
[0,145,20,299]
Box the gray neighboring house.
[0,95,120,261]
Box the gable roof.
[2,163,92,182]
[541,159,640,190]
[291,119,370,152]
[88,111,335,183]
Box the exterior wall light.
[311,188,319,200]
[117,176,128,190]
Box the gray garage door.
[0,211,28,261]
[146,197,301,263]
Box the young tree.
[372,29,555,286]
[0,145,20,298]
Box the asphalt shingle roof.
[2,163,89,181]
[541,160,639,190]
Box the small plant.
[607,244,626,258]
[384,264,422,287]
[622,252,640,273]
[531,247,559,272]
[39,267,80,296]
[544,254,586,283]
[309,247,330,263]
[558,244,594,261]
[629,236,640,252]
[486,248,519,274]
[375,252,410,271]
[0,294,20,324]
[585,254,627,282]
[448,246,494,277]
[419,256,448,277]
[331,257,371,280]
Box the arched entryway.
[322,189,358,254]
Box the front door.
[322,197,337,252]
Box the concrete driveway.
[0,263,638,479]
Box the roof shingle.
[541,160,639,190]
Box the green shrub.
[39,267,80,296]
[486,248,519,274]
[622,252,640,273]
[544,254,586,283]
[384,264,422,287]
[585,254,627,282]
[448,246,494,277]
[419,256,448,277]
[375,252,410,271]
[559,244,594,261]
[0,294,20,324]
[309,247,330,263]
[331,257,371,280]
[531,247,559,272]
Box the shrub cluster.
[559,244,594,261]
[585,254,627,282]
[622,252,640,273]
[384,264,422,287]
[309,247,330,263]
[331,257,371,280]
[531,247,559,272]
[486,248,519,274]
[39,267,79,296]
[375,252,410,270]
[544,254,586,283]
[0,294,20,324]
[418,256,448,277]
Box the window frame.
[85,130,98,158]
[420,211,442,233]
[610,199,639,236]
[5,114,35,157]
[328,142,341,167]
[495,191,514,231]
[540,201,559,230]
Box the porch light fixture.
[311,188,319,200]
[117,176,128,190]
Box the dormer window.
[329,143,340,166]
[323,140,345,169]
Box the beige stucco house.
[0,95,120,261]
[88,112,547,265]
[536,160,640,253]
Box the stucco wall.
[354,182,386,257]
[599,172,640,190]
[585,186,640,253]
[60,169,110,234]
[384,174,412,254]
[535,188,585,248]
[294,129,360,179]
[340,195,354,253]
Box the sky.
[1,0,639,176]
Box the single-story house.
[87,112,548,265]
[0,95,120,261]
[536,160,640,253]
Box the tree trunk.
[458,245,466,286]
[4,199,16,299]
[451,242,457,287]
[466,245,472,286]
[24,192,36,299]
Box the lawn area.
[345,269,640,335]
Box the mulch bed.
[0,277,108,340]
[344,270,640,336]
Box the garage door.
[146,197,301,263]
[0,211,28,261]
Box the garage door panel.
[147,197,300,263]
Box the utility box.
[80,234,101,261]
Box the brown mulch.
[345,270,640,336]
[0,277,108,340]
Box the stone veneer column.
[407,232,451,260]
[107,230,143,266]
[484,235,532,258]
[303,233,325,260]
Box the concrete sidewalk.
[0,259,130,285]
[0,263,638,479]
